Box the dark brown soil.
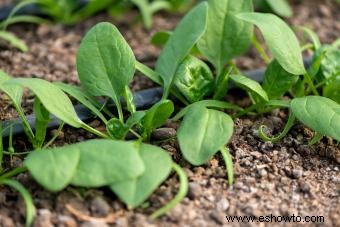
[0,0,339,227]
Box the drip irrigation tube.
[0,58,312,138]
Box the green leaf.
[142,100,174,135]
[155,2,208,97]
[299,26,321,50]
[55,82,107,123]
[33,97,50,148]
[124,86,136,113]
[237,13,305,75]
[197,0,253,73]
[0,71,23,105]
[263,60,298,99]
[229,74,268,101]
[9,78,82,128]
[177,105,234,165]
[126,111,146,129]
[265,0,292,18]
[323,79,340,103]
[0,71,34,140]
[70,140,145,187]
[319,46,340,79]
[174,56,214,103]
[25,145,80,192]
[0,31,28,52]
[77,22,136,106]
[151,31,171,47]
[291,96,340,141]
[111,143,172,208]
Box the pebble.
[57,215,77,227]
[216,198,229,211]
[34,209,53,227]
[188,182,202,199]
[80,221,109,227]
[299,182,311,193]
[292,169,303,179]
[258,169,268,178]
[151,128,176,140]
[50,129,65,139]
[210,211,225,225]
[0,215,15,227]
[331,176,340,184]
[90,196,111,217]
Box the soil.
[0,0,339,227]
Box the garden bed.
[0,0,339,226]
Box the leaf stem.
[81,124,109,139]
[43,122,65,148]
[150,163,188,219]
[0,166,27,181]
[252,35,271,64]
[258,111,296,143]
[220,146,234,186]
[303,73,319,96]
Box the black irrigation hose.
[0,57,312,138]
[1,87,163,137]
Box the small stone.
[57,215,77,227]
[320,5,331,17]
[299,182,311,193]
[115,217,128,227]
[331,176,340,184]
[81,221,109,227]
[216,198,229,211]
[188,182,201,199]
[89,120,101,127]
[210,212,225,225]
[50,129,64,139]
[292,169,303,179]
[34,209,53,227]
[90,196,111,217]
[258,169,268,178]
[151,128,176,140]
[0,215,15,227]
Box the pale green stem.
[150,163,188,219]
[220,146,234,186]
[43,122,65,149]
[252,35,271,64]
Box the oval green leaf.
[110,143,172,208]
[197,0,253,73]
[263,60,298,99]
[237,12,305,75]
[142,100,174,133]
[70,140,145,187]
[291,96,340,141]
[25,146,80,192]
[177,105,234,165]
[229,74,268,101]
[77,22,136,104]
